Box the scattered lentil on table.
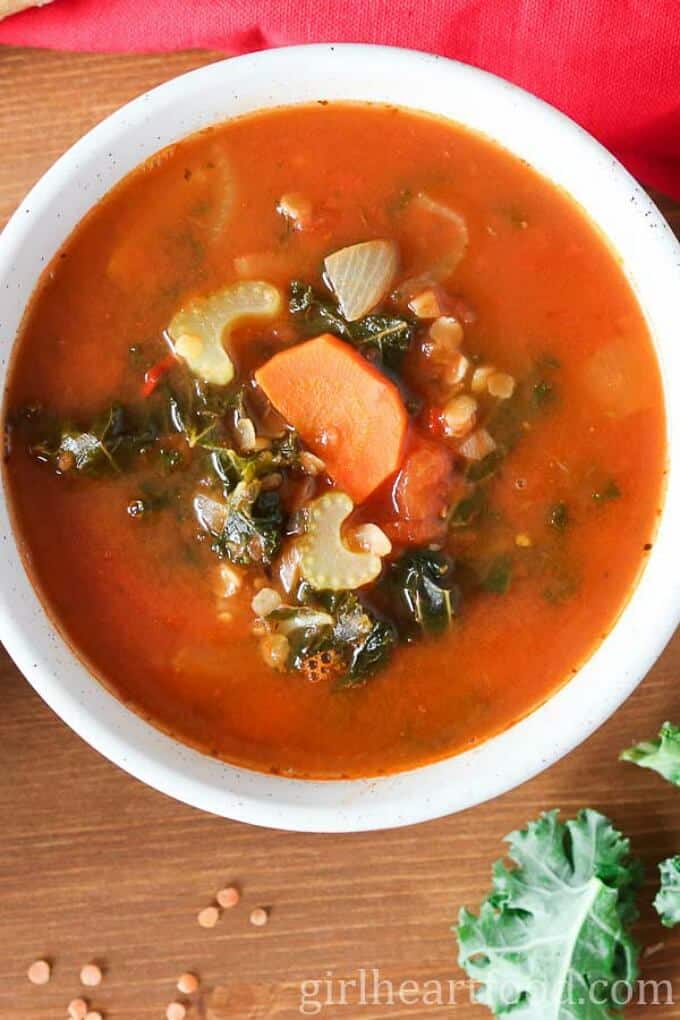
[27,959,51,985]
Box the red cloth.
[2,0,680,199]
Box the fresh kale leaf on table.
[621,721,680,927]
[456,809,642,1019]
[655,857,680,929]
[620,721,680,786]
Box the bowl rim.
[1,43,679,832]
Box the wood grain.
[1,47,679,1020]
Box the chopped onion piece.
[270,607,335,636]
[277,538,304,594]
[251,587,283,617]
[194,493,227,534]
[396,193,469,300]
[235,417,257,452]
[217,563,242,599]
[277,193,313,229]
[459,427,497,461]
[324,239,398,321]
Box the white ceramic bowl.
[1,45,679,832]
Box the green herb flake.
[289,280,414,371]
[548,501,569,530]
[159,447,183,473]
[482,554,513,594]
[532,378,554,406]
[450,488,487,528]
[210,484,284,567]
[466,449,505,483]
[592,480,621,504]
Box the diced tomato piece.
[423,405,446,438]
[142,353,177,398]
[381,439,464,545]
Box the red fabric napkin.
[2,0,680,199]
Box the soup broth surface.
[3,103,665,778]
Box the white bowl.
[1,45,679,832]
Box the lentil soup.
[2,103,666,778]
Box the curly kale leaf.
[210,483,283,566]
[167,378,246,450]
[482,554,513,594]
[18,403,160,475]
[289,280,414,370]
[655,857,680,928]
[378,548,459,638]
[276,590,396,686]
[319,591,396,685]
[456,810,642,1019]
[210,431,300,490]
[620,721,680,786]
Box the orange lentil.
[216,886,240,909]
[80,963,102,987]
[177,972,199,995]
[249,907,268,927]
[84,1012,103,1020]
[68,1000,88,1020]
[166,1004,187,1020]
[197,906,220,929]
[27,960,51,985]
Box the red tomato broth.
[2,102,666,778]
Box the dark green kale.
[465,449,505,483]
[548,501,569,530]
[593,480,621,504]
[378,548,459,638]
[159,447,183,473]
[209,431,300,491]
[449,488,488,528]
[317,591,397,686]
[532,378,555,406]
[210,483,284,566]
[289,280,414,371]
[345,616,396,685]
[482,554,513,594]
[166,377,244,449]
[15,402,160,476]
[272,590,396,687]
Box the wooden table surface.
[1,46,679,1020]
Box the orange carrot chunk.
[255,334,408,504]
